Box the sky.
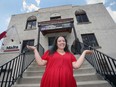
[0,0,116,46]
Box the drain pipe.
[37,24,41,51]
[71,21,82,54]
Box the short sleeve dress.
[40,50,77,87]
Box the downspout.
[37,24,41,51]
[71,21,82,54]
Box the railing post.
[20,52,25,78]
[0,43,44,87]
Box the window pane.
[82,36,89,45]
[48,37,55,46]
[77,15,82,23]
[82,14,89,22]
[81,33,99,47]
[26,20,36,29]
[48,37,56,49]
[76,14,89,23]
[32,21,36,28]
[27,21,32,29]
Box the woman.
[27,36,93,87]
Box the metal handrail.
[0,43,44,87]
[80,42,116,87]
[1,40,115,87]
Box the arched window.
[50,13,61,20]
[75,9,89,23]
[26,16,37,30]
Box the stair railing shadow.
[0,43,44,87]
[79,42,116,87]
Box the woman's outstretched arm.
[27,45,47,66]
[72,50,93,69]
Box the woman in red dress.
[27,36,92,87]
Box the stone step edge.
[25,67,95,72]
[31,61,91,65]
[13,80,109,86]
[26,66,94,70]
[22,73,97,78]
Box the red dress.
[40,50,77,87]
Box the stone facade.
[0,3,116,65]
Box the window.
[81,33,99,48]
[48,37,55,49]
[26,20,36,29]
[50,16,61,20]
[75,9,89,23]
[76,14,89,23]
[26,16,37,30]
[21,39,34,52]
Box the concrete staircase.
[13,56,112,87]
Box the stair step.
[23,67,95,76]
[27,64,93,71]
[16,73,104,84]
[30,63,92,69]
[13,57,112,87]
[74,73,104,81]
[31,59,90,65]
[13,81,112,87]
[77,81,112,87]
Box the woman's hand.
[83,50,93,54]
[26,45,36,51]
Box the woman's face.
[57,36,66,50]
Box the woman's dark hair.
[49,36,70,55]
